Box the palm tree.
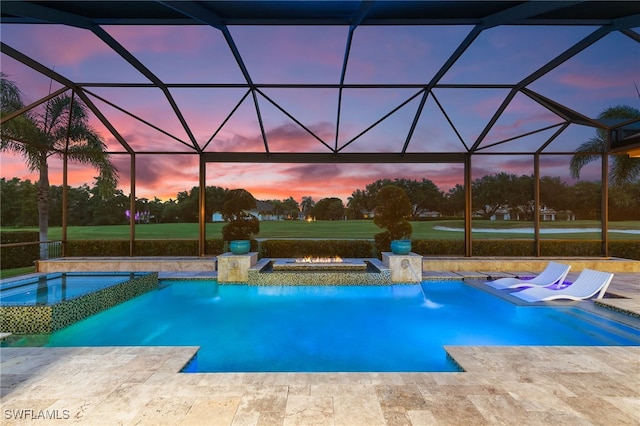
[570,105,640,185]
[300,196,315,219]
[1,73,117,258]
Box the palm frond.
[0,72,24,112]
[611,155,640,185]
[570,105,640,182]
[569,136,604,178]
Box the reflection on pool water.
[5,281,640,373]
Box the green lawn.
[5,220,639,241]
[0,266,36,279]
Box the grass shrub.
[66,240,131,256]
[472,240,535,257]
[65,239,226,257]
[260,239,375,258]
[608,241,640,260]
[539,241,601,257]
[412,239,465,256]
[135,240,199,256]
[0,231,40,269]
[207,239,226,255]
[60,238,630,259]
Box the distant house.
[417,211,440,218]
[479,208,576,222]
[490,209,511,221]
[540,209,556,221]
[540,209,576,221]
[254,200,276,221]
[211,200,277,222]
[366,208,440,219]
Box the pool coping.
[1,345,638,424]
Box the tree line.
[2,174,639,228]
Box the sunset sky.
[1,20,638,203]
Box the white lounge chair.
[486,261,571,290]
[513,269,614,302]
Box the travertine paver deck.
[1,270,639,425]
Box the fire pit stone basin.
[272,257,368,272]
[248,258,392,285]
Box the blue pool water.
[0,272,148,305]
[6,281,640,372]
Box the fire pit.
[248,257,392,285]
[272,257,368,271]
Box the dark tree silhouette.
[373,185,412,253]
[1,73,117,257]
[221,189,259,241]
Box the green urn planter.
[229,240,251,255]
[390,239,411,255]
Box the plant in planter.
[373,185,413,255]
[221,189,260,254]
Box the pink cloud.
[209,120,337,153]
[557,72,634,90]
[105,26,215,55]
[113,154,201,199]
[1,152,36,180]
[21,25,113,67]
[471,93,509,118]
[484,111,563,144]
[230,26,346,82]
[264,124,331,152]
[0,152,117,189]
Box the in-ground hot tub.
[0,272,158,333]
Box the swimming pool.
[5,280,639,372]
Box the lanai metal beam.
[2,0,201,152]
[203,152,465,163]
[335,1,374,153]
[402,1,580,155]
[521,89,601,128]
[256,89,333,151]
[0,42,134,154]
[0,86,69,125]
[84,89,196,151]
[158,0,271,254]
[621,28,640,43]
[89,26,201,152]
[469,25,613,153]
[160,1,270,155]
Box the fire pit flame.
[295,256,343,264]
